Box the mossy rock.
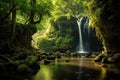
[23,56,38,66]
[101,57,109,63]
[0,63,7,71]
[112,53,120,63]
[29,62,40,74]
[22,56,40,74]
[17,64,33,74]
[13,52,28,60]
[44,60,50,65]
[0,61,18,72]
[47,55,56,60]
[107,57,114,63]
[26,56,38,62]
[40,55,47,59]
[56,55,61,58]
[94,54,105,62]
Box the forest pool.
[0,58,120,80]
[33,58,120,80]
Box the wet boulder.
[65,60,70,62]
[29,62,40,74]
[111,53,120,63]
[16,64,33,74]
[44,59,50,65]
[47,55,56,60]
[101,57,109,63]
[94,54,105,62]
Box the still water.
[0,58,120,80]
[33,58,120,80]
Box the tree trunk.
[29,0,42,24]
[29,0,36,24]
[10,1,16,46]
[11,4,16,40]
[1,5,15,25]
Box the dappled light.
[0,0,120,80]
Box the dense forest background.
[0,0,120,53]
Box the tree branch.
[1,5,15,23]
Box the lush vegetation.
[0,0,53,75]
[32,15,79,52]
[32,0,89,52]
[0,0,120,76]
[30,0,100,53]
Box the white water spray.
[77,17,84,53]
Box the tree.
[11,0,16,42]
[28,0,53,24]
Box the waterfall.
[76,16,102,53]
[77,16,90,53]
[77,17,84,53]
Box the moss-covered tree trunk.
[10,0,16,46]
[11,5,16,39]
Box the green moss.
[101,57,108,63]
[47,55,56,60]
[107,57,114,63]
[24,56,38,66]
[38,38,56,52]
[33,15,78,52]
[94,54,105,62]
[17,64,33,74]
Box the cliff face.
[88,0,120,53]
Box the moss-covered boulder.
[17,64,33,74]
[47,55,56,60]
[101,57,109,63]
[44,59,50,65]
[94,54,105,62]
[111,53,120,63]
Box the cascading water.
[77,16,90,53]
[77,17,84,53]
[76,16,102,53]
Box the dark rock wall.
[88,0,120,53]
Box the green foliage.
[0,0,53,25]
[34,15,78,52]
[25,56,38,65]
[55,35,73,48]
[38,38,56,52]
[52,0,83,16]
[0,0,11,22]
[107,57,115,63]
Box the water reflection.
[32,58,120,80]
[33,65,53,80]
[1,58,120,80]
[98,67,106,80]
